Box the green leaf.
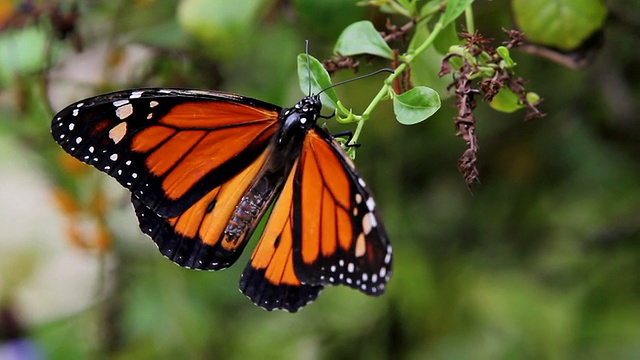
[489,87,524,113]
[433,21,460,55]
[496,46,516,68]
[297,54,338,110]
[393,86,441,125]
[420,0,443,17]
[440,0,474,28]
[526,92,541,105]
[334,21,394,59]
[512,0,607,51]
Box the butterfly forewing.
[51,89,281,217]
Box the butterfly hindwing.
[291,127,392,294]
[239,159,324,311]
[132,148,271,270]
[51,88,281,218]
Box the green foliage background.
[0,0,639,359]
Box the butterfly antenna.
[305,40,312,96]
[317,68,394,95]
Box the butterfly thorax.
[277,95,321,148]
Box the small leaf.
[297,54,338,110]
[488,87,524,113]
[334,21,393,59]
[496,46,516,68]
[393,86,441,125]
[440,0,474,28]
[526,92,541,105]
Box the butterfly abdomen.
[226,191,266,240]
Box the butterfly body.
[52,88,392,312]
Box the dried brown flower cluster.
[439,29,545,187]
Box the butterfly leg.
[330,130,361,148]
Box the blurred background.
[0,0,639,359]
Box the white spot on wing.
[115,104,133,120]
[113,100,129,107]
[68,123,75,131]
[130,91,144,99]
[366,197,376,211]
[369,212,377,229]
[72,109,79,117]
[110,154,118,161]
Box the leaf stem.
[464,5,475,33]
[349,21,445,151]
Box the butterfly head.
[278,95,322,145]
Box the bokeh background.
[1,0,639,359]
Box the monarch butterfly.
[51,72,392,312]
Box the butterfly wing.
[239,127,391,312]
[292,127,392,294]
[51,88,281,218]
[132,149,271,270]
[239,158,324,312]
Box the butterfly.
[51,86,392,312]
